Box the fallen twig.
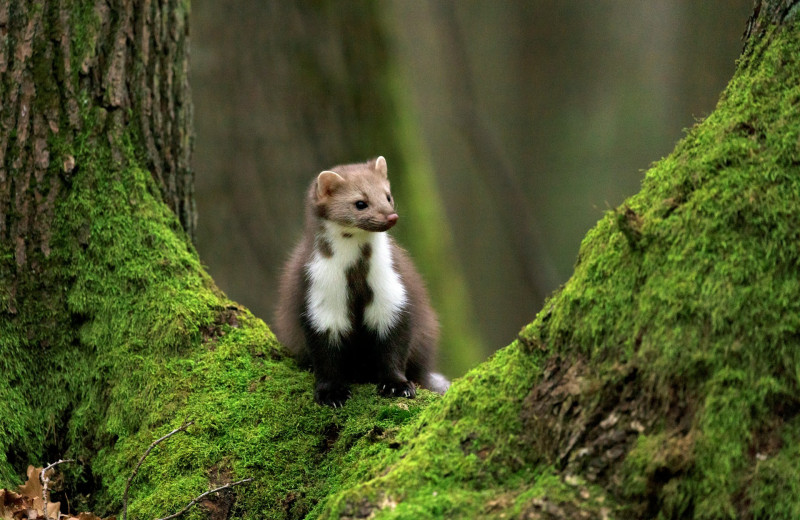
[122,420,194,520]
[40,459,76,520]
[155,478,254,520]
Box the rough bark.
[0,0,195,498]
[0,0,195,259]
[744,0,800,51]
[1,0,799,519]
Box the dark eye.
[355,200,368,210]
[386,194,392,203]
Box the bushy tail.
[422,372,450,395]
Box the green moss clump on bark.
[521,22,800,519]
[314,344,612,519]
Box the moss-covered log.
[2,0,800,519]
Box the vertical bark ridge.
[0,3,50,271]
[0,0,195,278]
[743,0,800,56]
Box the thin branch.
[40,459,76,520]
[155,478,254,520]
[123,420,194,520]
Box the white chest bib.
[305,223,407,342]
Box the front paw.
[377,380,416,399]
[314,381,351,408]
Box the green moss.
[4,7,799,520]
[314,343,542,518]
[90,324,441,518]
[518,21,800,520]
[746,418,800,519]
[67,1,101,85]
[313,343,615,519]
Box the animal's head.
[314,156,398,232]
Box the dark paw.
[377,380,416,399]
[314,382,351,408]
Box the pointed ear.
[374,156,388,179]
[316,170,345,199]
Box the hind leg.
[373,329,416,399]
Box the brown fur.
[313,158,397,231]
[272,157,446,406]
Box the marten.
[273,156,449,407]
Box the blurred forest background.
[189,1,752,378]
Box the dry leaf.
[0,489,32,520]
[31,496,61,520]
[17,467,43,502]
[0,466,112,520]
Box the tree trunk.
[0,0,195,251]
[1,1,799,519]
[1,0,194,483]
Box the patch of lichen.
[515,20,800,519]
